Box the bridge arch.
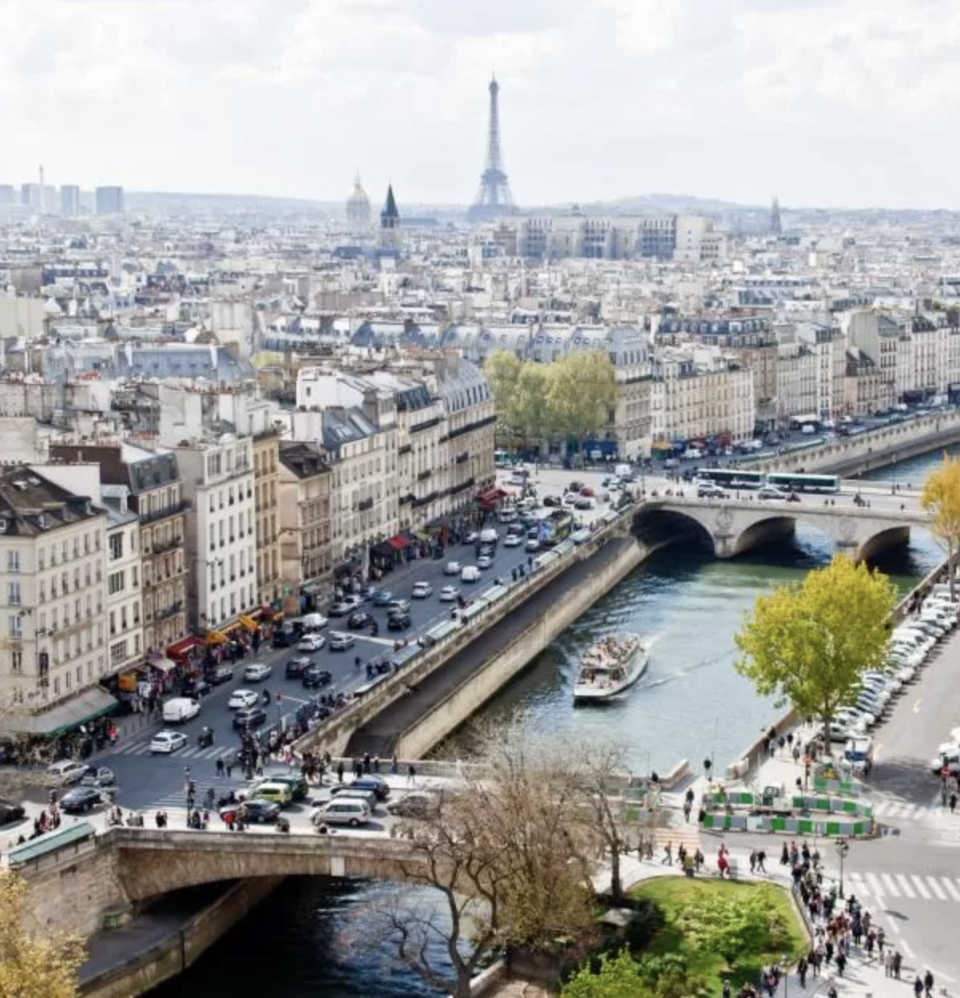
[632,507,714,555]
[855,526,911,564]
[729,515,797,558]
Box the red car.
[579,486,595,497]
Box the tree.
[547,351,617,459]
[0,871,85,998]
[922,455,960,599]
[561,949,647,998]
[678,888,791,971]
[513,362,556,444]
[484,349,524,443]
[734,555,897,745]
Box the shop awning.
[387,534,412,551]
[239,615,258,632]
[372,542,395,558]
[206,630,227,646]
[478,488,508,506]
[300,582,321,596]
[166,636,204,659]
[0,687,118,738]
[147,657,178,674]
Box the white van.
[479,528,499,545]
[162,697,201,724]
[46,759,88,785]
[312,798,372,827]
[461,566,481,583]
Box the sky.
[2,0,959,210]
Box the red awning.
[478,488,508,505]
[166,635,204,659]
[387,534,412,551]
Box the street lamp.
[781,953,789,998]
[835,836,849,899]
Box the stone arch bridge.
[633,496,930,562]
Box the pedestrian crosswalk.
[847,870,960,903]
[871,797,948,823]
[110,740,230,761]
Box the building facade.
[253,430,282,610]
[278,442,332,609]
[104,502,144,677]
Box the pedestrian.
[722,981,731,998]
[216,757,225,777]
[915,976,925,998]
[407,763,416,785]
[884,952,894,978]
[797,956,807,989]
[836,951,846,977]
[756,848,766,873]
[391,754,398,775]
[893,951,902,980]
[683,800,692,822]
[749,850,758,874]
[877,926,885,956]
[661,841,673,865]
[924,970,934,997]
[780,842,790,866]
[363,752,371,774]
[336,761,344,783]
[827,987,837,998]
[951,792,957,814]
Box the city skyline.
[2,0,959,210]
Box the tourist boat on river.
[573,633,648,702]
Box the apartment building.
[795,322,846,420]
[174,435,257,634]
[776,341,818,421]
[253,428,282,610]
[844,348,884,418]
[0,468,110,733]
[278,441,332,610]
[48,444,188,657]
[104,500,143,677]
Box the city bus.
[764,473,840,494]
[539,510,575,547]
[694,468,765,490]
[494,450,512,468]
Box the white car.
[243,663,272,682]
[439,585,460,602]
[503,534,523,548]
[46,759,88,785]
[444,561,462,576]
[477,555,494,569]
[757,486,788,501]
[298,633,326,652]
[562,494,578,508]
[228,688,259,710]
[150,730,188,754]
[412,582,433,599]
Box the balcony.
[417,469,432,482]
[455,451,470,464]
[156,601,184,621]
[139,500,187,525]
[151,535,183,554]
[357,497,374,512]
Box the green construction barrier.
[703,791,754,807]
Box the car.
[302,666,333,689]
[542,496,561,507]
[412,582,433,598]
[233,706,267,730]
[372,590,395,607]
[243,663,272,682]
[240,781,294,807]
[503,534,523,547]
[311,798,372,827]
[285,656,314,679]
[524,539,540,553]
[439,585,460,602]
[387,599,411,615]
[180,678,212,699]
[328,631,355,651]
[0,801,25,826]
[204,664,234,685]
[574,498,595,510]
[444,561,462,576]
[219,799,282,825]
[329,595,363,616]
[697,483,729,499]
[60,786,108,814]
[386,790,442,819]
[477,554,494,568]
[150,730,189,754]
[347,611,374,630]
[388,612,412,631]
[333,775,391,801]
[266,774,310,801]
[757,486,788,501]
[463,531,479,545]
[579,486,595,497]
[80,765,116,788]
[271,627,298,648]
[46,759,89,785]
[228,688,259,710]
[298,633,326,652]
[568,481,585,492]
[562,494,578,508]
[162,696,202,724]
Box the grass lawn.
[631,877,807,996]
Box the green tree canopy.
[922,454,960,598]
[485,349,524,440]
[548,351,617,447]
[734,555,897,742]
[677,888,789,969]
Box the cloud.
[1,0,960,207]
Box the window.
[108,571,125,596]
[110,640,127,667]
[6,551,19,573]
[8,616,21,640]
[133,602,140,624]
[109,533,123,560]
[7,582,20,606]
[11,651,22,673]
[132,566,139,588]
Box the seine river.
[156,447,950,998]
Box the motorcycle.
[197,727,215,749]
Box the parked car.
[697,482,729,499]
[347,611,374,630]
[271,626,298,648]
[219,799,282,825]
[298,633,326,652]
[330,595,363,616]
[240,781,293,807]
[386,790,442,819]
[386,599,411,615]
[60,786,109,814]
[243,663,272,682]
[542,496,561,507]
[150,730,189,754]
[0,801,25,826]
[310,798,371,827]
[204,664,234,685]
[81,766,116,788]
[180,678,212,699]
[335,775,391,800]
[46,759,89,785]
[328,631,355,651]
[444,561,462,576]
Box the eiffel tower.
[468,75,517,221]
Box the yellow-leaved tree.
[921,454,960,599]
[735,555,898,745]
[0,870,85,998]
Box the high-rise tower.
[468,75,516,221]
[770,196,783,235]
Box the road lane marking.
[900,938,916,960]
[881,873,901,897]
[909,875,931,900]
[866,872,886,897]
[926,876,948,901]
[896,874,916,898]
[873,740,883,762]
[913,698,923,714]
[942,878,960,901]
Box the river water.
[156,448,949,998]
